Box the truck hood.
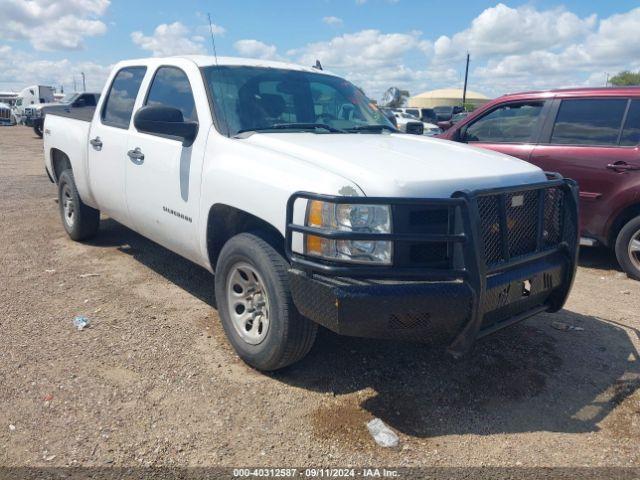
[244,133,547,197]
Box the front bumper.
[290,250,566,345]
[286,174,579,355]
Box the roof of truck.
[176,55,333,75]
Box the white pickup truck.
[44,56,579,371]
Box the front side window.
[202,66,393,136]
[465,102,543,143]
[145,67,197,122]
[102,66,146,129]
[551,98,627,146]
[620,100,640,146]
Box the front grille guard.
[285,172,579,355]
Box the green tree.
[462,102,476,112]
[609,71,640,86]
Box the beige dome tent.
[408,88,490,109]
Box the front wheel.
[615,216,640,280]
[214,233,317,371]
[33,122,43,138]
[58,169,100,241]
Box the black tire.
[33,123,43,138]
[58,169,100,241]
[214,232,317,371]
[615,216,640,280]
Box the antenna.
[207,12,230,136]
[207,13,219,61]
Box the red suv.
[440,87,640,279]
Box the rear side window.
[145,67,197,122]
[465,102,543,143]
[102,66,146,129]
[551,98,627,146]
[620,100,640,146]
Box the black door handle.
[606,162,640,172]
[127,147,145,164]
[89,137,102,150]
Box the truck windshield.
[201,66,395,136]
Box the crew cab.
[440,87,640,279]
[30,92,100,137]
[43,56,579,371]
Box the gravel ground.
[1,126,639,469]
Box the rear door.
[530,98,640,241]
[125,63,209,262]
[87,66,146,225]
[461,100,548,162]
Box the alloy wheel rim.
[629,228,640,271]
[225,262,270,345]
[62,184,75,228]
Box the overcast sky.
[1,0,639,100]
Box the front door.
[87,66,147,226]
[461,100,548,162]
[530,98,640,241]
[125,64,208,263]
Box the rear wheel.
[58,169,100,241]
[214,233,317,371]
[615,216,640,280]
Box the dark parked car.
[434,105,464,122]
[439,87,640,279]
[30,92,100,137]
[437,111,469,131]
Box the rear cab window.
[101,66,147,129]
[550,98,628,146]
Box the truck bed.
[48,107,96,123]
[43,113,97,208]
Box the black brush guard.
[285,173,579,356]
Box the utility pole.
[81,72,86,92]
[462,53,470,108]
[605,72,610,87]
[73,76,77,92]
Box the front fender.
[198,134,364,270]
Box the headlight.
[304,200,392,264]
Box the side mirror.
[133,105,198,147]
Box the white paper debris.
[366,418,399,447]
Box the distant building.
[408,88,490,109]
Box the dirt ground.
[1,126,639,469]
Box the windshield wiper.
[235,123,346,136]
[273,123,346,133]
[344,124,398,133]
